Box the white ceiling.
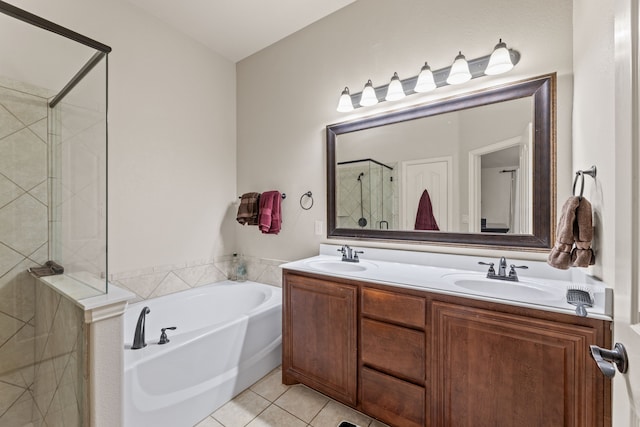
[124,0,357,63]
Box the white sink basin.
[441,273,564,301]
[305,260,376,273]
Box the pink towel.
[414,189,439,231]
[258,191,282,234]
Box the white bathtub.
[123,281,282,427]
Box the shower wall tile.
[0,87,48,126]
[0,128,47,190]
[0,193,47,256]
[0,105,23,140]
[0,82,49,427]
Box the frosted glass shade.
[385,72,406,101]
[446,51,471,85]
[485,39,514,75]
[414,62,436,93]
[337,87,354,112]
[360,80,378,106]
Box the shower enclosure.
[336,159,397,230]
[0,2,109,425]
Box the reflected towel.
[258,191,282,234]
[414,189,439,231]
[236,192,261,225]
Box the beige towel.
[571,197,596,267]
[547,196,580,269]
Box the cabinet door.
[283,274,358,405]
[432,301,604,427]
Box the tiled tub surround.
[0,80,51,426]
[112,255,285,302]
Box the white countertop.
[281,244,612,321]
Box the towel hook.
[299,191,313,210]
[572,165,597,200]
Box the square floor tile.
[194,415,224,427]
[250,367,290,402]
[274,385,329,423]
[212,389,270,427]
[310,400,372,427]
[246,405,307,427]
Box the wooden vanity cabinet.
[282,273,358,406]
[282,270,611,427]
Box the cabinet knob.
[589,343,628,378]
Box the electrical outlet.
[314,220,323,235]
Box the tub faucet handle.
[159,326,177,345]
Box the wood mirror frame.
[326,74,556,250]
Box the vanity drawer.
[361,318,425,383]
[361,367,425,427]
[361,287,425,328]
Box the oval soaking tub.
[123,281,282,427]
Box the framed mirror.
[326,74,555,249]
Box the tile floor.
[195,367,390,427]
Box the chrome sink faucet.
[131,306,150,350]
[337,245,364,263]
[478,257,528,282]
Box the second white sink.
[441,273,565,302]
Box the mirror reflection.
[336,96,533,234]
[327,75,555,249]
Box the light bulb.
[385,72,406,101]
[360,80,378,107]
[337,87,354,112]
[414,62,436,93]
[485,39,514,75]
[446,51,471,85]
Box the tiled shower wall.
[0,80,85,426]
[0,81,48,426]
[112,255,285,303]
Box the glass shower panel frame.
[48,55,108,294]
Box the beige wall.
[572,0,615,283]
[237,0,574,262]
[5,0,238,275]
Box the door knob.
[589,343,628,378]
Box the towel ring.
[299,191,313,210]
[572,172,585,200]
[572,165,597,200]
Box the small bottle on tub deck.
[236,254,248,282]
[229,253,238,281]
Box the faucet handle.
[159,326,177,345]
[478,261,495,274]
[353,250,364,261]
[508,264,528,279]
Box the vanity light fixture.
[360,80,379,106]
[385,72,406,101]
[337,87,354,112]
[485,38,514,75]
[336,40,520,112]
[414,62,436,93]
[446,51,472,85]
